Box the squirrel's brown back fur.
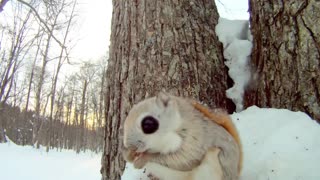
[191,101,243,173]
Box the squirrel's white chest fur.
[144,148,223,180]
[148,132,182,154]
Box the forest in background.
[0,0,105,152]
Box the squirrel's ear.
[156,91,172,108]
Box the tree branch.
[0,0,9,12]
[16,0,71,61]
[17,0,64,47]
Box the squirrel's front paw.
[122,148,137,162]
[133,153,149,169]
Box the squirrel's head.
[123,92,183,154]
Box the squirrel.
[123,92,242,180]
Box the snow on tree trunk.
[101,0,230,179]
[245,0,320,121]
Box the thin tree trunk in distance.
[101,0,228,179]
[98,66,106,128]
[80,79,88,150]
[246,0,320,121]
[0,103,7,143]
[25,30,44,111]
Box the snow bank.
[0,140,101,180]
[233,106,320,180]
[122,107,320,180]
[215,17,253,112]
[122,163,149,180]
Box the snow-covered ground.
[235,106,320,180]
[0,140,101,180]
[122,106,320,180]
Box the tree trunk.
[98,66,106,128]
[32,34,52,147]
[246,0,320,121]
[101,0,229,179]
[0,103,7,143]
[26,27,44,111]
[80,79,88,150]
[25,47,39,111]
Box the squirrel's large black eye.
[141,116,159,134]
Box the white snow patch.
[215,18,250,48]
[233,106,320,180]
[224,39,252,111]
[121,107,320,180]
[215,17,253,112]
[121,164,149,180]
[215,0,249,20]
[0,140,101,180]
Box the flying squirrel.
[123,92,242,180]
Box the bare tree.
[16,0,71,55]
[48,0,77,149]
[76,62,97,151]
[0,7,34,104]
[25,27,45,111]
[31,0,75,149]
[91,58,107,129]
[49,0,77,123]
[0,3,38,145]
[245,0,320,121]
[65,75,77,128]
[0,0,103,152]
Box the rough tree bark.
[246,0,320,121]
[101,0,230,179]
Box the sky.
[70,0,112,60]
[72,0,249,61]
